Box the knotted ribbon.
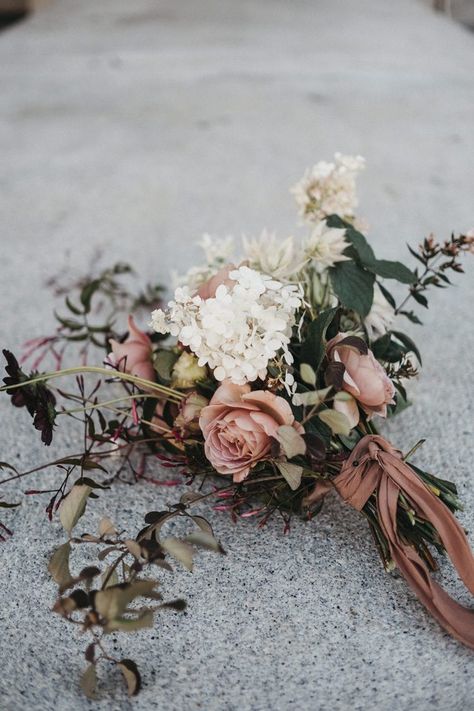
[310,435,474,648]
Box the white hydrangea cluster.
[291,153,365,223]
[150,266,302,385]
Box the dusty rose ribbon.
[309,434,474,647]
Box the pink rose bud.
[199,381,303,482]
[326,333,395,428]
[109,315,156,384]
[196,264,237,300]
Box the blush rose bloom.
[326,333,395,428]
[199,381,303,482]
[109,315,156,383]
[196,264,237,300]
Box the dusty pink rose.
[199,381,303,482]
[326,333,395,427]
[109,315,155,383]
[196,264,237,300]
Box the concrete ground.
[1,1,473,709]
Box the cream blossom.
[172,233,236,292]
[242,230,306,280]
[304,221,350,269]
[364,283,395,340]
[150,266,302,385]
[291,153,365,223]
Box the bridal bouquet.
[2,154,474,699]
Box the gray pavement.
[0,1,473,709]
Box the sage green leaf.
[80,664,98,700]
[118,659,142,697]
[161,537,194,571]
[107,610,154,633]
[59,484,92,535]
[48,541,73,586]
[274,425,307,458]
[185,530,224,553]
[300,363,316,386]
[275,461,303,491]
[329,261,375,317]
[318,409,352,436]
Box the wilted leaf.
[101,565,119,589]
[185,530,224,554]
[118,659,142,697]
[191,515,214,536]
[318,409,352,436]
[48,541,73,586]
[98,517,117,538]
[59,484,92,535]
[107,610,154,633]
[124,539,142,559]
[275,461,303,491]
[0,500,20,508]
[80,664,97,699]
[274,425,306,459]
[161,537,194,571]
[94,580,159,624]
[180,492,203,505]
[300,363,316,386]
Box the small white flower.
[150,266,302,385]
[242,230,306,280]
[304,221,350,269]
[364,283,395,340]
[291,153,365,223]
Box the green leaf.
[412,291,429,308]
[300,307,339,373]
[371,332,392,359]
[80,664,98,699]
[65,296,84,315]
[344,227,376,267]
[0,500,20,508]
[59,484,92,535]
[392,330,422,365]
[80,279,101,313]
[400,310,423,325]
[369,259,417,284]
[275,461,303,491]
[153,350,178,384]
[48,541,73,586]
[377,282,396,309]
[329,262,375,317]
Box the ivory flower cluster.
[291,152,365,223]
[150,266,302,385]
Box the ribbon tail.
[378,457,474,648]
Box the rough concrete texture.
[1,1,473,709]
